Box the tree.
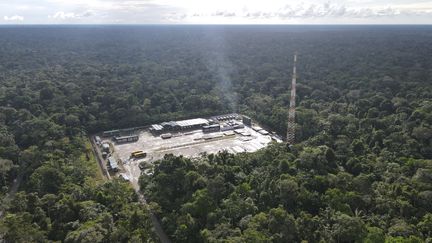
[268,207,297,242]
[278,179,299,209]
[0,158,17,187]
[364,227,385,243]
[29,164,65,194]
[330,213,367,242]
[0,213,46,242]
[417,213,432,239]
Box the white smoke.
[201,31,238,112]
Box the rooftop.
[175,118,209,127]
[115,135,139,140]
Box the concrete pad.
[98,124,281,188]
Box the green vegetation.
[0,26,431,242]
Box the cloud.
[48,10,93,20]
[273,3,429,19]
[182,2,432,20]
[4,15,24,21]
[213,11,236,17]
[3,0,432,24]
[49,11,75,19]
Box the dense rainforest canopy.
[0,25,431,242]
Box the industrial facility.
[92,113,282,187]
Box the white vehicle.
[119,173,130,181]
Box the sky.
[1,0,432,24]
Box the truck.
[131,150,147,159]
[161,133,172,139]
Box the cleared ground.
[99,125,280,187]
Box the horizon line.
[1,23,432,26]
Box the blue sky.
[2,0,432,24]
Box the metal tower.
[286,53,297,144]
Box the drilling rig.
[286,53,297,145]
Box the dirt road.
[91,135,171,243]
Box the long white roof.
[151,124,163,130]
[176,118,208,127]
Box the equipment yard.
[92,114,282,188]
